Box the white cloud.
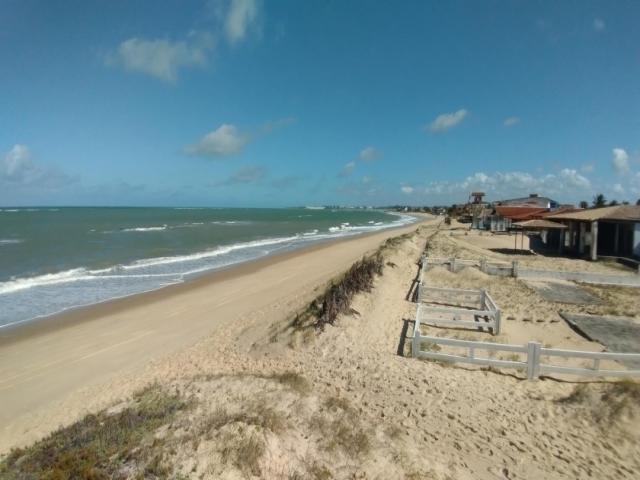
[612,148,630,174]
[426,109,468,133]
[106,33,214,83]
[223,0,260,44]
[503,116,520,127]
[1,144,76,189]
[338,161,356,177]
[420,168,592,200]
[593,18,606,32]
[2,144,34,181]
[401,185,414,195]
[359,146,381,162]
[558,168,591,189]
[185,124,250,158]
[612,183,625,195]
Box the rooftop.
[546,205,640,222]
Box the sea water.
[0,207,414,328]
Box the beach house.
[545,205,640,261]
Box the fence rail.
[412,325,640,379]
[417,285,501,335]
[421,255,640,286]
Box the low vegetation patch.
[558,380,640,425]
[292,252,384,332]
[267,371,311,394]
[0,384,189,480]
[199,401,286,438]
[310,396,371,458]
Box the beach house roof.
[513,219,568,230]
[495,194,559,209]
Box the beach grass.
[0,384,188,479]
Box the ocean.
[0,207,414,328]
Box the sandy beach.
[2,217,639,479]
[0,218,428,453]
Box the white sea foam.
[0,267,183,296]
[0,268,92,295]
[121,235,302,271]
[0,239,23,246]
[0,212,417,326]
[121,225,168,232]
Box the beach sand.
[2,217,639,479]
[0,218,429,453]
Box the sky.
[1,0,639,207]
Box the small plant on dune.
[267,371,311,394]
[306,462,332,480]
[558,380,640,424]
[219,430,265,477]
[0,383,188,479]
[310,395,371,458]
[199,401,286,436]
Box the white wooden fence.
[421,255,640,286]
[411,322,640,380]
[422,255,517,277]
[416,286,501,335]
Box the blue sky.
[1,0,639,206]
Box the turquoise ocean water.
[0,207,414,328]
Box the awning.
[513,219,568,230]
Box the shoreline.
[0,216,431,450]
[0,215,421,344]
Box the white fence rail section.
[417,286,501,335]
[421,256,640,286]
[411,323,640,380]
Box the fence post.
[480,289,487,309]
[526,341,541,380]
[493,308,501,336]
[512,260,519,278]
[412,316,421,358]
[480,258,487,273]
[450,257,456,273]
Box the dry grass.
[309,395,371,458]
[0,384,188,479]
[219,429,265,477]
[267,371,311,394]
[291,253,384,332]
[199,401,286,437]
[558,380,640,425]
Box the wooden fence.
[421,255,640,286]
[411,323,640,380]
[416,286,501,335]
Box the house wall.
[634,222,640,258]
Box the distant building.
[546,205,640,260]
[472,193,564,232]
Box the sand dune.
[2,218,639,479]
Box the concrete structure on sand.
[546,205,640,261]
